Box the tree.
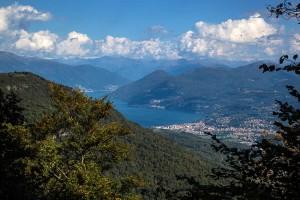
[0,89,28,199]
[0,89,24,125]
[0,84,141,200]
[23,84,141,200]
[170,1,300,199]
[267,0,300,22]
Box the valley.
[0,51,285,144]
[0,1,299,199]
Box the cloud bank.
[0,4,297,61]
[180,13,287,60]
[95,36,179,59]
[194,13,276,43]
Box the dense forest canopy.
[0,83,143,200]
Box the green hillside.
[113,62,300,121]
[0,72,217,199]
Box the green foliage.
[119,127,213,200]
[0,82,141,199]
[23,84,140,200]
[0,72,215,200]
[169,60,300,199]
[170,2,300,199]
[0,88,29,199]
[0,72,55,122]
[0,89,24,124]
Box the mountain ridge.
[0,71,218,199]
[60,55,255,80]
[112,62,300,120]
[0,51,129,90]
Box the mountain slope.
[113,70,174,104]
[0,51,129,90]
[0,72,216,200]
[113,62,300,119]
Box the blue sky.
[0,0,283,39]
[0,0,299,61]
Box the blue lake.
[87,91,202,127]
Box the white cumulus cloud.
[56,31,92,57]
[195,13,277,43]
[136,39,179,59]
[15,30,58,52]
[0,4,50,33]
[0,4,297,61]
[180,13,286,60]
[95,35,180,60]
[96,35,132,56]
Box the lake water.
[87,91,202,127]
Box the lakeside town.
[154,117,275,145]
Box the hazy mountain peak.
[0,51,129,90]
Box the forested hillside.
[0,72,219,199]
[113,62,300,119]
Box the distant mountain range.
[112,62,300,119]
[0,51,254,91]
[60,56,250,80]
[0,51,129,90]
[2,50,290,122]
